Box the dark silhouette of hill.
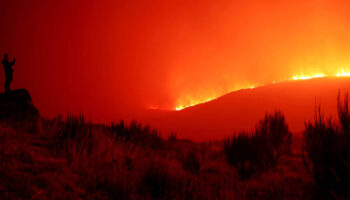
[141,77,350,141]
[0,89,39,121]
[0,86,317,199]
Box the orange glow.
[2,0,350,124]
[174,69,350,111]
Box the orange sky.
[1,0,350,121]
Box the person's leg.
[5,73,12,92]
[5,79,9,92]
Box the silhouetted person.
[2,54,15,92]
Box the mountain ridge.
[141,77,350,141]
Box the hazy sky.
[1,0,350,121]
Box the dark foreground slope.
[0,90,315,199]
[142,77,350,141]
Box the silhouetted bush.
[224,111,291,179]
[51,115,133,198]
[303,92,350,198]
[168,131,177,142]
[224,132,273,179]
[41,114,64,136]
[338,91,350,132]
[54,115,94,161]
[110,120,163,149]
[142,164,172,199]
[258,111,292,157]
[180,150,201,174]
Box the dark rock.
[0,89,39,121]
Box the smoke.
[1,0,350,120]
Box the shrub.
[41,115,64,136]
[51,115,133,198]
[224,132,274,179]
[180,150,201,174]
[142,164,172,199]
[303,92,350,198]
[54,115,93,162]
[168,132,177,142]
[258,111,292,157]
[224,111,291,179]
[110,120,163,149]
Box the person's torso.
[2,60,13,74]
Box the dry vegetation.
[4,93,350,199]
[224,111,292,180]
[303,92,350,199]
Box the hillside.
[141,77,350,141]
[0,90,315,199]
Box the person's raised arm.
[11,58,16,66]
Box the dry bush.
[51,115,134,199]
[54,115,93,162]
[40,114,64,136]
[224,111,291,179]
[111,120,163,149]
[258,111,292,157]
[138,157,189,200]
[142,164,172,199]
[0,124,83,200]
[224,132,274,179]
[168,132,177,142]
[180,150,201,174]
[303,92,350,199]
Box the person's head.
[4,54,8,60]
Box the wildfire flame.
[174,68,350,111]
[175,98,214,111]
[292,74,325,80]
[336,69,350,77]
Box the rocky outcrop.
[0,89,39,121]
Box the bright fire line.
[174,69,350,111]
